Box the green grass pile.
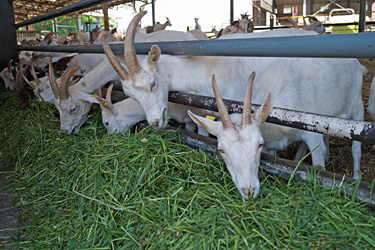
[0,85,374,249]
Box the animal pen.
[1,0,375,248]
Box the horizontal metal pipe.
[163,123,375,208]
[15,0,116,28]
[19,32,375,58]
[168,91,375,145]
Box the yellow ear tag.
[31,80,36,84]
[104,101,108,106]
[206,115,216,121]
[91,94,97,98]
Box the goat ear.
[79,92,100,104]
[187,110,221,136]
[253,93,273,125]
[148,45,161,67]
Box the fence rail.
[19,32,375,58]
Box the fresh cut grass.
[0,84,374,249]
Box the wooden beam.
[102,3,109,31]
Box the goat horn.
[241,72,255,128]
[101,34,129,81]
[59,65,81,100]
[285,17,299,29]
[124,11,147,77]
[98,87,103,98]
[212,75,234,130]
[48,58,60,99]
[106,84,114,105]
[31,64,41,86]
[21,71,36,90]
[43,32,56,41]
[16,62,25,89]
[7,59,13,73]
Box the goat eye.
[259,143,264,148]
[70,107,76,113]
[218,148,224,154]
[151,81,156,91]
[105,122,109,126]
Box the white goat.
[76,31,91,44]
[48,57,118,133]
[219,14,254,37]
[56,34,68,45]
[96,84,210,135]
[194,18,201,30]
[188,73,272,199]
[0,60,16,91]
[146,18,172,33]
[368,74,375,120]
[21,64,55,104]
[94,29,118,44]
[49,28,203,133]
[102,11,365,199]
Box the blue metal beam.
[19,33,375,58]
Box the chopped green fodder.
[0,85,374,249]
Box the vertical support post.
[0,0,19,69]
[53,18,57,33]
[75,12,80,32]
[152,0,155,26]
[359,0,367,32]
[230,0,234,24]
[303,0,306,17]
[103,3,109,31]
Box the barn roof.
[13,0,132,24]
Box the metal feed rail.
[20,32,375,58]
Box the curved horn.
[59,65,80,100]
[48,58,60,99]
[241,72,255,128]
[285,17,299,29]
[31,64,41,86]
[106,84,114,105]
[7,59,13,73]
[21,71,36,90]
[16,62,25,89]
[124,11,147,77]
[212,75,234,130]
[43,32,56,41]
[101,34,129,81]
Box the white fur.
[99,97,209,135]
[367,74,375,120]
[0,66,16,91]
[53,31,201,133]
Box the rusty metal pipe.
[168,91,375,145]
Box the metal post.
[230,0,234,24]
[152,0,156,26]
[53,18,58,33]
[76,13,80,32]
[103,3,109,31]
[359,0,367,32]
[0,0,19,69]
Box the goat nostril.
[242,188,249,197]
[251,187,256,194]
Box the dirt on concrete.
[0,178,20,250]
